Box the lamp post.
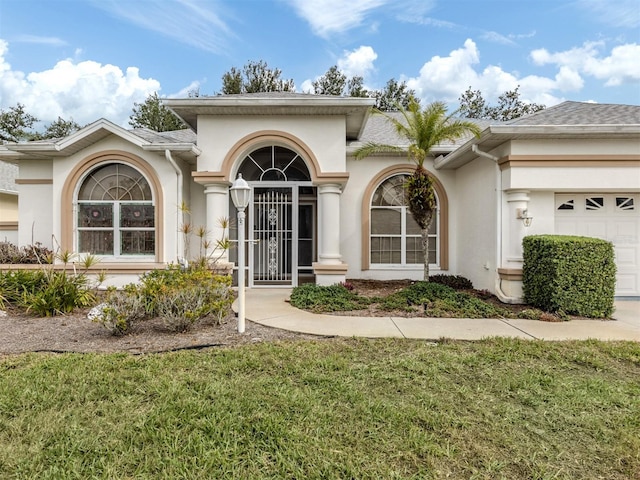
[230,174,251,333]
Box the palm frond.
[353,142,404,160]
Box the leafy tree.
[354,101,481,280]
[129,92,186,132]
[347,76,368,98]
[458,86,545,120]
[313,65,346,95]
[221,60,295,94]
[312,65,369,97]
[42,117,81,139]
[0,103,40,143]
[373,79,419,112]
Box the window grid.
[76,163,155,257]
[370,175,438,267]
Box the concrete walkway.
[243,289,640,341]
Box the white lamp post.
[230,173,251,333]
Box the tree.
[458,86,545,120]
[373,79,419,112]
[312,65,346,95]
[354,101,481,280]
[312,65,369,97]
[221,60,295,94]
[0,103,40,143]
[42,117,81,139]
[129,92,186,132]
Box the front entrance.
[249,185,316,286]
[233,145,317,287]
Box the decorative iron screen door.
[250,187,294,286]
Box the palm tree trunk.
[421,227,430,281]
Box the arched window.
[237,146,310,181]
[77,163,155,257]
[370,174,439,266]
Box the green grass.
[1,338,639,479]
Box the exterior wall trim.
[15,179,53,184]
[498,154,640,170]
[497,267,523,281]
[360,164,449,271]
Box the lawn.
[1,338,638,479]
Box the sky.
[0,0,639,129]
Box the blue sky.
[0,0,638,128]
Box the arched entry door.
[234,146,316,287]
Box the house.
[1,95,638,300]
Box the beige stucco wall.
[196,115,347,174]
[454,156,498,292]
[16,158,53,248]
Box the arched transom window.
[370,174,439,265]
[238,146,310,181]
[77,163,155,257]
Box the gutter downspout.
[471,145,512,303]
[165,149,184,265]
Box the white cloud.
[337,46,377,78]
[531,41,640,86]
[405,39,566,107]
[0,39,160,127]
[90,0,235,53]
[283,0,387,38]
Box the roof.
[165,93,375,140]
[349,112,493,155]
[0,119,200,163]
[435,101,640,169]
[507,101,640,126]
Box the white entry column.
[204,183,231,264]
[313,183,347,285]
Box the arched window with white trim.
[370,173,439,266]
[76,163,155,257]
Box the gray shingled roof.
[0,160,18,193]
[507,101,640,126]
[129,128,196,144]
[356,112,493,148]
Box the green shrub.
[429,274,474,290]
[94,265,234,335]
[523,235,616,318]
[380,281,510,318]
[19,271,95,316]
[93,286,148,335]
[290,283,372,313]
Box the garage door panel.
[555,193,639,297]
[584,221,607,239]
[616,275,637,296]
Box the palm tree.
[354,101,481,280]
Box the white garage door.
[555,194,640,297]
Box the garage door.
[555,194,639,296]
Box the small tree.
[354,101,481,280]
[221,60,295,94]
[129,92,186,132]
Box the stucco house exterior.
[1,95,638,301]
